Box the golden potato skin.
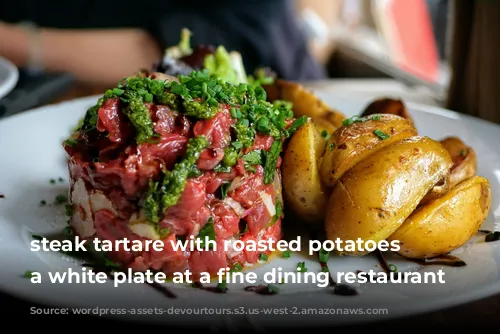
[262,79,345,132]
[282,119,328,223]
[319,114,417,188]
[388,176,491,259]
[361,98,413,123]
[440,136,477,188]
[325,136,453,256]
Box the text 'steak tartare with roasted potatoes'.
[265,82,492,260]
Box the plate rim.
[1,92,500,327]
[0,57,19,101]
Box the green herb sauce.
[144,136,209,223]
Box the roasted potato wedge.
[319,114,417,188]
[388,176,491,259]
[263,79,345,132]
[325,136,453,256]
[361,98,413,123]
[312,117,338,136]
[282,119,328,223]
[440,136,477,188]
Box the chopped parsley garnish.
[39,200,46,206]
[460,149,467,156]
[269,198,282,226]
[220,182,230,199]
[54,194,67,204]
[318,249,330,263]
[342,115,365,126]
[216,280,228,292]
[187,165,203,178]
[213,164,232,173]
[231,141,243,150]
[222,147,239,167]
[197,217,216,249]
[259,253,268,262]
[50,179,56,184]
[285,115,307,136]
[58,177,64,182]
[282,250,291,258]
[321,130,330,139]
[266,284,280,294]
[373,129,390,140]
[263,140,282,184]
[342,114,382,127]
[241,150,262,165]
[65,204,73,217]
[329,143,335,150]
[159,227,171,239]
[64,139,78,147]
[231,263,243,272]
[388,264,398,272]
[23,271,35,278]
[297,262,307,272]
[63,226,73,237]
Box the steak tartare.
[63,69,304,280]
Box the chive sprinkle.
[373,129,390,140]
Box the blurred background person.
[0,0,326,89]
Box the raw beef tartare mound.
[62,70,304,279]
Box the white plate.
[0,57,18,101]
[1,92,500,330]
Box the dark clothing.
[0,0,326,81]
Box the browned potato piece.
[262,79,345,132]
[325,136,453,256]
[319,114,417,188]
[282,119,328,223]
[312,117,338,136]
[323,109,345,130]
[361,98,413,123]
[440,137,477,188]
[388,176,491,259]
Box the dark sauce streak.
[319,261,358,296]
[374,250,392,273]
[146,281,177,299]
[192,281,228,294]
[478,229,500,242]
[0,193,4,198]
[82,263,177,299]
[485,232,500,242]
[374,250,404,279]
[310,231,358,296]
[477,229,500,242]
[408,255,466,267]
[244,285,278,295]
[376,250,466,271]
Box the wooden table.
[11,79,497,330]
